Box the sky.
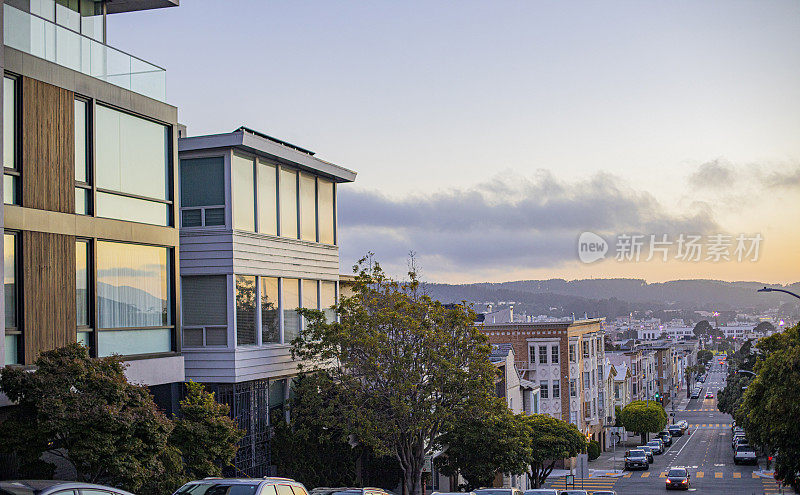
[110,1,800,284]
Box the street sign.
[565,474,574,486]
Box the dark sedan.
[665,468,690,490]
[0,481,135,495]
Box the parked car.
[590,492,616,495]
[690,389,701,399]
[638,445,655,463]
[647,439,664,454]
[732,433,746,449]
[0,481,135,495]
[733,439,750,452]
[625,449,650,470]
[734,445,758,465]
[474,489,522,495]
[733,426,745,436]
[668,424,684,436]
[522,490,558,495]
[665,467,691,490]
[174,478,309,495]
[314,489,393,495]
[658,430,673,446]
[559,491,588,495]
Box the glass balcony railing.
[4,4,166,102]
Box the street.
[545,360,782,494]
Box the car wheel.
[645,464,649,470]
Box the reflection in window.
[95,105,169,201]
[96,241,171,329]
[320,281,336,322]
[4,78,16,170]
[282,278,300,343]
[261,276,279,344]
[76,240,90,328]
[74,99,87,182]
[318,178,335,244]
[269,378,286,423]
[279,168,298,239]
[236,275,256,345]
[302,279,317,332]
[98,328,171,357]
[232,154,255,231]
[299,172,316,242]
[257,159,278,235]
[96,191,169,226]
[4,234,18,365]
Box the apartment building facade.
[480,319,610,448]
[177,127,356,476]
[2,0,184,408]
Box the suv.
[474,490,523,495]
[638,445,654,463]
[668,424,684,436]
[658,430,673,446]
[734,445,757,465]
[0,481,134,495]
[625,449,649,470]
[174,478,309,495]
[313,490,392,495]
[732,433,746,449]
[647,439,664,454]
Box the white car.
[734,445,757,465]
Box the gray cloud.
[688,159,736,189]
[760,166,800,189]
[338,171,718,275]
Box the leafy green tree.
[716,372,752,416]
[171,381,244,480]
[521,414,587,488]
[271,372,359,487]
[739,324,800,491]
[587,441,601,461]
[292,256,497,495]
[435,399,529,490]
[619,400,667,443]
[697,349,714,366]
[753,321,776,335]
[693,321,713,338]
[0,344,174,492]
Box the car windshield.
[475,490,511,495]
[174,483,260,495]
[648,441,659,445]
[628,449,645,456]
[668,469,687,477]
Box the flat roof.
[179,128,357,183]
[106,0,179,14]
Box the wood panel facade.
[22,231,77,364]
[21,77,75,214]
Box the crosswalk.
[617,470,761,479]
[763,478,781,493]
[687,422,733,428]
[545,477,617,491]
[685,408,720,412]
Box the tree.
[619,400,667,443]
[271,372,360,487]
[693,320,714,338]
[587,441,601,461]
[0,344,174,492]
[697,349,714,366]
[739,324,800,492]
[171,381,244,480]
[716,372,751,417]
[753,321,776,335]
[521,414,587,488]
[292,256,498,495]
[435,399,529,490]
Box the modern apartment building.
[177,126,356,476]
[1,0,184,408]
[480,318,609,448]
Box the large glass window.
[74,98,90,215]
[96,192,169,226]
[317,178,335,245]
[76,240,91,347]
[232,154,255,231]
[299,172,317,242]
[4,234,18,365]
[96,242,171,328]
[282,278,300,344]
[180,157,225,227]
[320,281,336,323]
[4,77,18,206]
[182,275,227,347]
[95,105,171,226]
[257,159,278,236]
[261,277,279,344]
[301,279,318,331]
[235,275,256,345]
[279,168,298,239]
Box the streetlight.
[757,287,800,301]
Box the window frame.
[4,73,20,206]
[179,155,226,228]
[538,345,547,364]
[75,238,94,354]
[74,95,93,215]
[4,231,21,365]
[551,344,559,364]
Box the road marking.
[696,472,704,478]
[641,472,650,478]
[752,472,759,478]
[733,472,741,479]
[623,472,632,478]
[715,472,723,478]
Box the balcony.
[4,5,166,102]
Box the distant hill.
[422,279,800,320]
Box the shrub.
[587,440,601,461]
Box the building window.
[231,154,255,231]
[95,106,171,226]
[4,77,19,205]
[279,167,298,239]
[591,370,596,387]
[257,158,278,235]
[569,343,576,362]
[282,278,300,343]
[551,344,559,364]
[569,379,577,397]
[552,380,560,398]
[74,98,91,215]
[538,345,547,364]
[583,371,590,389]
[320,280,336,322]
[261,276,279,344]
[301,279,318,332]
[182,275,228,347]
[180,157,225,227]
[96,241,172,357]
[583,341,589,358]
[4,233,19,365]
[235,275,256,346]
[76,239,92,349]
[299,172,316,242]
[540,381,548,399]
[317,177,335,245]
